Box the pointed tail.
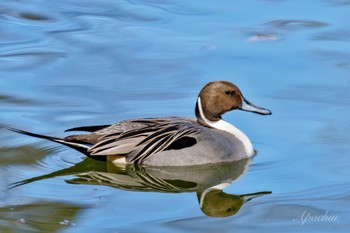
[8,128,92,156]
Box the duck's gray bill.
[240,97,271,115]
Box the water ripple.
[0,50,66,70]
[313,28,350,42]
[266,19,328,30]
[326,0,350,5]
[0,202,82,232]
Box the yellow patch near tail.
[107,155,127,164]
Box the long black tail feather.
[7,128,106,160]
[64,125,110,132]
[8,128,62,141]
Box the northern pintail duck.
[10,81,271,166]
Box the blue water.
[1,0,350,232]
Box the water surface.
[1,0,350,232]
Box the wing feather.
[89,120,200,163]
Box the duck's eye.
[225,91,235,96]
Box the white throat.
[197,97,254,156]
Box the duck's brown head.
[195,81,271,125]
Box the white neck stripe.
[197,97,254,156]
[199,182,231,208]
[197,97,217,126]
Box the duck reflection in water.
[11,157,271,218]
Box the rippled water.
[1,0,350,232]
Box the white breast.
[197,97,254,156]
